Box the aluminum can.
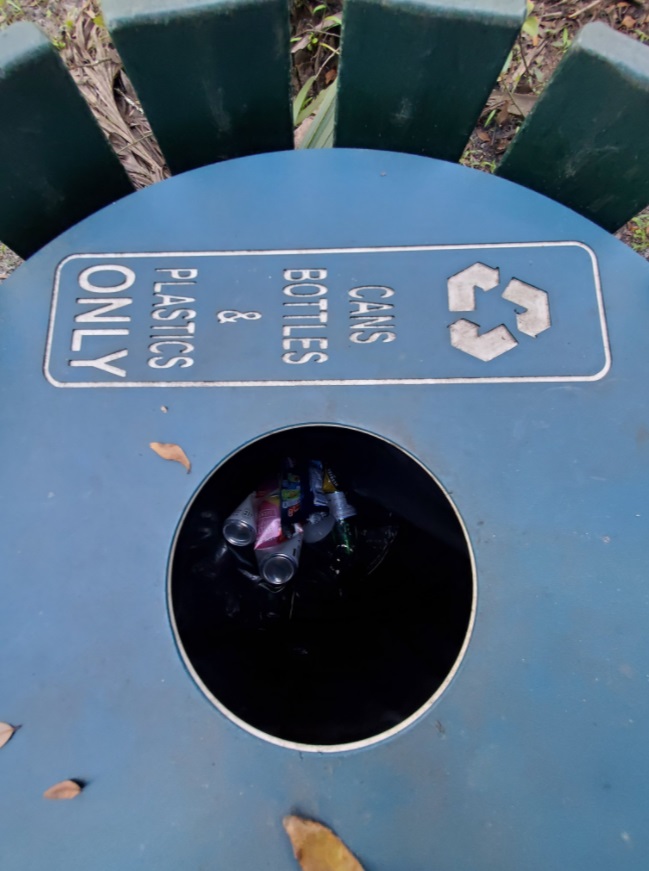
[223,493,257,546]
[256,527,303,587]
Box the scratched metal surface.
[1,149,648,870]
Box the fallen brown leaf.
[508,93,538,118]
[283,816,364,871]
[43,780,83,800]
[291,33,311,53]
[0,722,17,749]
[477,129,490,142]
[149,442,191,473]
[324,69,337,85]
[497,102,510,125]
[621,14,636,27]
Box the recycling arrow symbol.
[447,262,551,362]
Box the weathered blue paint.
[1,149,648,869]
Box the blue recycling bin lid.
[1,148,648,869]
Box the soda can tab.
[256,526,304,587]
[223,493,257,546]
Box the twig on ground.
[569,0,605,20]
[510,39,546,86]
[516,35,533,82]
[116,132,154,154]
[314,49,337,80]
[69,57,113,70]
[500,83,526,118]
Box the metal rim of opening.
[167,423,477,754]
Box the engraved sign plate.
[45,242,609,387]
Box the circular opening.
[170,426,474,749]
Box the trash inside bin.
[170,425,474,747]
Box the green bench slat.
[497,23,649,232]
[103,0,293,175]
[334,0,526,161]
[0,22,133,259]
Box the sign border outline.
[44,241,610,388]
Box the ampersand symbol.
[216,310,262,324]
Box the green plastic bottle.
[326,488,357,576]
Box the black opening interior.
[170,426,473,746]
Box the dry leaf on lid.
[43,780,84,800]
[0,722,18,749]
[149,442,191,473]
[283,816,365,871]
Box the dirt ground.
[0,0,647,279]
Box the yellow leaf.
[0,722,17,749]
[43,780,83,800]
[149,441,191,473]
[283,816,365,871]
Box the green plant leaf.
[293,75,316,125]
[522,14,539,38]
[319,42,339,57]
[296,82,330,125]
[484,108,496,128]
[299,81,337,149]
